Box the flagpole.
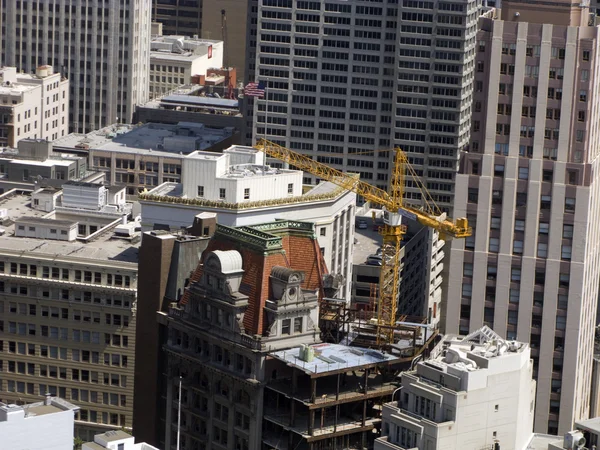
[176,376,182,450]
[264,78,269,143]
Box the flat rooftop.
[429,326,529,373]
[52,122,234,157]
[526,434,562,450]
[0,397,79,420]
[0,194,139,263]
[270,343,400,375]
[576,416,600,434]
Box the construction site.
[251,139,469,450]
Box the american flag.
[244,81,266,98]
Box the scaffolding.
[319,298,437,360]
[263,343,410,450]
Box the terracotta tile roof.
[179,223,326,336]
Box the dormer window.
[282,319,291,335]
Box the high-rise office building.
[1,0,151,133]
[251,0,480,212]
[447,2,600,435]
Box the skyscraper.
[1,0,151,133]
[447,2,600,435]
[252,0,479,213]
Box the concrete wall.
[0,409,75,450]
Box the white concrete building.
[375,326,536,450]
[83,429,159,450]
[0,66,69,147]
[1,0,152,133]
[0,395,79,450]
[446,5,600,435]
[251,0,485,213]
[150,36,223,99]
[139,145,356,299]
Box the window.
[537,243,548,258]
[244,188,250,200]
[462,283,472,298]
[294,317,303,333]
[282,319,291,335]
[513,240,523,254]
[518,167,529,180]
[494,165,505,177]
[491,217,501,229]
[539,223,549,234]
[515,220,525,231]
[509,289,520,304]
[540,195,552,210]
[219,188,226,200]
[563,224,574,238]
[580,90,588,102]
[561,245,572,260]
[287,183,294,194]
[463,263,473,277]
[489,238,499,253]
[511,268,521,282]
[487,265,497,280]
[565,197,576,213]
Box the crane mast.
[254,139,471,346]
[220,9,233,99]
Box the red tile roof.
[179,224,327,336]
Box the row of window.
[5,302,129,327]
[0,262,132,287]
[0,284,132,308]
[3,323,129,347]
[1,340,128,367]
[170,328,254,376]
[1,361,127,387]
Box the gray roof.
[161,94,239,109]
[16,217,77,227]
[96,430,132,442]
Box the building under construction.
[262,342,422,450]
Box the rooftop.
[52,122,235,157]
[95,430,132,442]
[0,396,79,421]
[0,193,139,264]
[575,416,600,434]
[139,87,242,116]
[150,35,222,61]
[143,179,347,210]
[526,434,563,450]
[270,343,400,375]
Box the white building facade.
[0,0,151,133]
[139,145,356,298]
[446,9,600,435]
[0,66,69,147]
[376,327,536,450]
[0,396,79,450]
[150,36,223,98]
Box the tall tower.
[447,1,600,435]
[251,0,480,214]
[1,0,151,133]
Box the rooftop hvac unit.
[564,431,586,450]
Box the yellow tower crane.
[254,139,472,346]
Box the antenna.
[176,375,182,450]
